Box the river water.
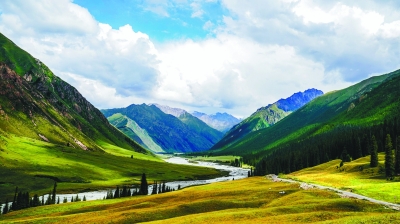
[1,157,249,209]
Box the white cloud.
[1,0,400,118]
[155,34,351,115]
[0,0,160,99]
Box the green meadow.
[1,177,399,223]
[286,153,400,203]
[0,134,225,200]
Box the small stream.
[1,157,249,209]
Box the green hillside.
[0,33,223,200]
[212,104,290,150]
[177,111,223,144]
[212,89,322,150]
[107,113,165,153]
[211,69,400,174]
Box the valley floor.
[1,177,399,223]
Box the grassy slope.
[102,104,219,153]
[107,113,165,153]
[178,112,223,144]
[0,33,224,200]
[1,177,398,223]
[0,134,223,200]
[212,104,290,150]
[285,153,400,204]
[215,69,400,156]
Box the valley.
[1,1,400,221]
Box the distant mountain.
[212,70,400,176]
[211,88,323,150]
[102,104,223,153]
[151,103,186,117]
[192,112,242,133]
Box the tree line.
[2,173,181,215]
[251,116,400,178]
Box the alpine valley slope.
[212,69,400,173]
[211,88,323,150]
[102,104,223,153]
[0,33,223,200]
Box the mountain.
[211,69,400,175]
[0,32,171,199]
[151,103,186,117]
[0,32,147,154]
[107,113,165,153]
[211,88,323,150]
[102,104,223,153]
[191,111,242,133]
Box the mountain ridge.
[211,88,323,150]
[102,104,223,153]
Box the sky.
[1,0,400,118]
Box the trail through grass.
[1,177,399,223]
[286,153,400,203]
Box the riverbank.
[1,157,246,210]
[2,177,399,223]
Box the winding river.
[1,157,249,208]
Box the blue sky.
[1,0,400,118]
[74,0,227,42]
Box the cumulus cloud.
[220,0,400,83]
[0,0,160,99]
[1,0,400,117]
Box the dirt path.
[267,174,400,211]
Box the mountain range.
[210,69,400,176]
[101,104,224,153]
[211,88,323,150]
[191,111,242,133]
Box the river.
[1,157,249,209]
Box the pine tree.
[122,186,127,197]
[83,195,86,201]
[162,182,166,193]
[140,173,148,195]
[114,186,120,198]
[356,137,362,158]
[385,134,395,179]
[52,182,57,204]
[57,197,60,204]
[2,199,9,214]
[32,194,39,207]
[12,186,17,211]
[370,135,378,167]
[395,136,400,175]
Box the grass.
[1,177,399,223]
[0,134,225,201]
[285,152,400,203]
[188,155,240,163]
